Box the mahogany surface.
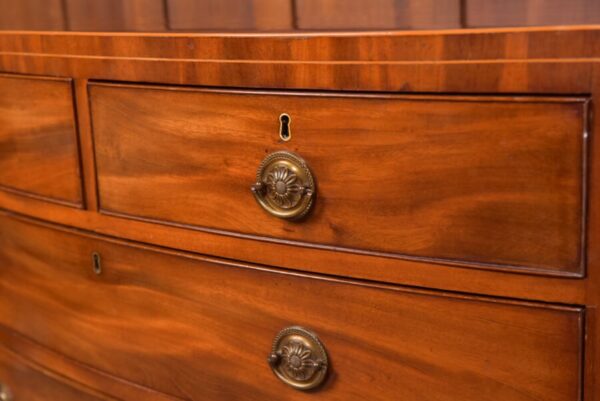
[0,74,82,207]
[0,345,109,401]
[90,83,587,275]
[0,213,584,401]
[0,24,599,401]
[1,0,600,31]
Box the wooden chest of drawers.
[0,26,599,401]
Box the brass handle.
[251,151,315,220]
[267,326,328,391]
[0,383,12,401]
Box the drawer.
[0,214,583,401]
[90,83,587,276]
[0,345,107,401]
[0,75,82,207]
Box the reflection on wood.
[467,0,600,27]
[1,0,599,31]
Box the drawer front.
[0,75,82,206]
[0,346,107,401]
[0,214,583,401]
[90,84,587,275]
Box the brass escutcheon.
[251,151,315,220]
[268,326,328,391]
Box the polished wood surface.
[467,0,600,27]
[0,327,177,401]
[0,0,66,30]
[0,74,82,207]
[167,0,293,31]
[295,0,461,30]
[0,28,598,93]
[0,30,597,305]
[65,0,166,32]
[0,345,109,401]
[91,83,586,275]
[0,26,599,401]
[0,214,584,401]
[1,0,600,31]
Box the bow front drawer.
[90,83,587,276]
[0,214,583,401]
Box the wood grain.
[91,84,587,275]
[0,327,179,401]
[0,345,109,401]
[3,1,600,31]
[296,0,460,30]
[0,0,66,30]
[167,0,293,31]
[0,75,82,207]
[466,0,600,28]
[0,29,599,93]
[580,61,600,401]
[74,79,98,211]
[65,0,166,31]
[0,214,584,401]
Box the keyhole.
[279,113,291,141]
[92,252,102,275]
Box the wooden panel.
[0,30,598,93]
[167,0,293,31]
[0,75,82,207]
[296,0,460,30]
[0,0,65,30]
[91,84,587,275]
[0,215,584,401]
[466,0,600,27]
[65,0,165,31]
[0,346,107,401]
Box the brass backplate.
[251,151,315,220]
[268,326,328,390]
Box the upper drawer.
[0,214,584,401]
[90,83,587,276]
[0,75,82,207]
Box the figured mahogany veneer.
[0,345,108,401]
[0,74,82,207]
[91,83,587,275]
[0,213,583,401]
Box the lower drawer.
[0,345,107,401]
[0,214,583,401]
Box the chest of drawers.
[0,25,599,401]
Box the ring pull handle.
[267,326,328,391]
[251,151,315,220]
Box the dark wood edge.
[0,338,120,401]
[0,72,72,82]
[73,78,98,211]
[88,80,591,103]
[97,207,585,279]
[0,186,83,209]
[0,208,586,310]
[1,24,600,38]
[0,189,586,304]
[0,326,181,401]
